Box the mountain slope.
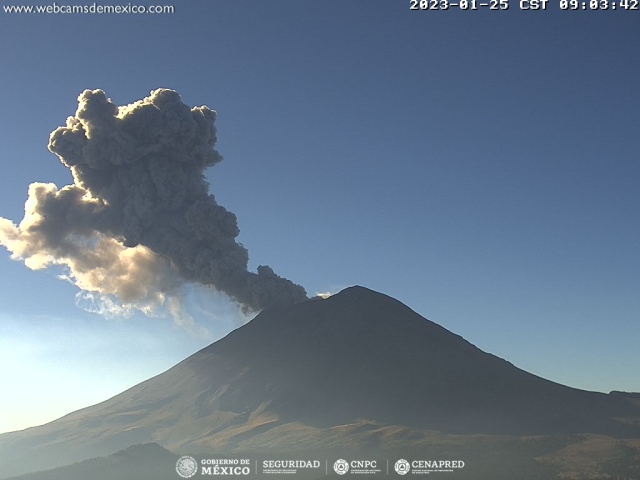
[6,443,177,480]
[1,286,638,478]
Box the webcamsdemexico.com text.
[3,2,175,14]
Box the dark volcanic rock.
[189,286,639,435]
[1,286,638,479]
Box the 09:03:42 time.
[410,0,509,9]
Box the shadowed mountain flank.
[188,286,639,435]
[4,443,176,480]
[1,286,638,479]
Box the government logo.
[334,458,349,475]
[176,455,198,478]
[394,459,410,475]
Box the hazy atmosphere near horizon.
[0,0,638,435]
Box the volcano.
[1,286,639,478]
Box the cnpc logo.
[333,459,349,475]
[334,459,378,475]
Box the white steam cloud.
[0,89,307,321]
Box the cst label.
[519,0,548,8]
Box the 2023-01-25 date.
[410,0,509,9]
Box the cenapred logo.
[394,459,410,475]
[334,458,349,475]
[176,456,198,478]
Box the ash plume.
[0,89,307,320]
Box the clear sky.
[0,1,638,434]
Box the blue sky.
[0,1,638,433]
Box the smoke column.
[0,89,308,321]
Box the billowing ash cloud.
[0,89,307,320]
